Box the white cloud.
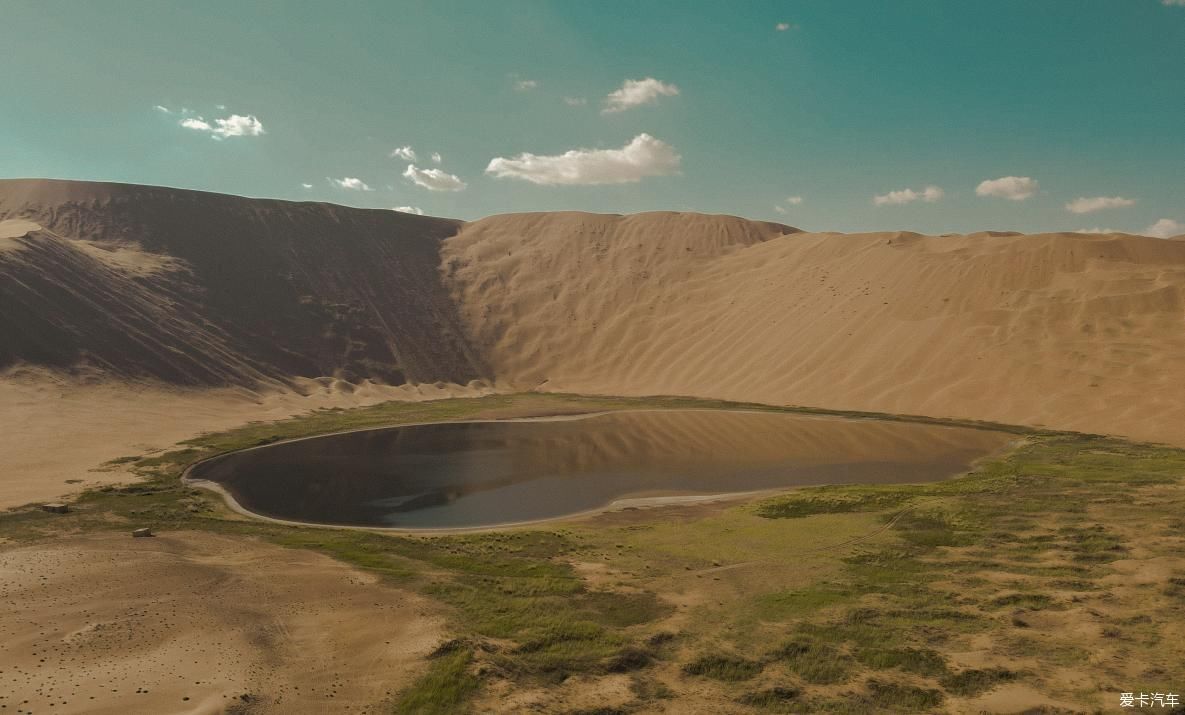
[774,196,804,214]
[1065,196,1136,214]
[390,146,417,161]
[775,22,796,31]
[180,113,265,140]
[393,206,424,215]
[564,97,588,106]
[301,183,313,189]
[873,185,944,206]
[330,177,373,191]
[1076,227,1120,234]
[1144,218,1184,238]
[485,133,681,186]
[602,78,680,114]
[514,79,539,91]
[1164,0,1185,6]
[154,104,172,113]
[431,152,442,164]
[403,164,467,192]
[180,117,212,131]
[976,176,1038,201]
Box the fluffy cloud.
[485,133,681,186]
[873,185,944,206]
[393,206,424,215]
[514,79,539,91]
[180,113,265,140]
[1065,196,1136,214]
[564,97,588,106]
[154,104,172,113]
[1145,218,1184,238]
[403,164,467,192]
[976,176,1038,201]
[775,22,796,31]
[390,146,417,161]
[785,195,804,205]
[301,183,313,189]
[330,177,372,191]
[431,152,442,164]
[602,78,680,114]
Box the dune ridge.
[443,214,1185,446]
[3,178,1184,456]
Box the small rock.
[132,528,153,538]
[40,503,69,514]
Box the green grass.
[939,667,1019,697]
[682,653,765,681]
[853,647,948,676]
[5,393,1185,712]
[393,648,480,714]
[864,680,945,711]
[772,641,853,684]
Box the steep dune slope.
[3,180,1184,447]
[0,179,486,386]
[444,214,1185,445]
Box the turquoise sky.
[2,1,1182,234]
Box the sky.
[1,0,1183,235]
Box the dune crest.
[3,178,1185,451]
[443,215,1185,446]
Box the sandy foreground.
[0,531,443,714]
[0,371,492,510]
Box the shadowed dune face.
[3,179,1185,445]
[0,178,486,386]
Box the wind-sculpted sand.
[0,531,443,714]
[443,212,1185,446]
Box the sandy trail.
[0,531,443,714]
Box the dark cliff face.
[0,179,489,387]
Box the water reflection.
[190,410,1012,528]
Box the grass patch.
[853,647,948,676]
[865,680,945,711]
[773,641,853,684]
[988,592,1059,610]
[754,587,852,620]
[393,647,480,714]
[939,667,1019,697]
[737,686,802,710]
[682,653,764,682]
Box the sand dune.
[0,178,486,386]
[2,179,1185,511]
[443,213,1185,446]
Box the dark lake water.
[188,410,1013,529]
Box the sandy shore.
[0,371,493,510]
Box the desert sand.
[0,531,443,714]
[3,179,1185,713]
[3,179,1184,508]
[443,212,1185,446]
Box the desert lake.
[187,410,1015,529]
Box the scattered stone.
[40,503,69,514]
[132,528,153,538]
